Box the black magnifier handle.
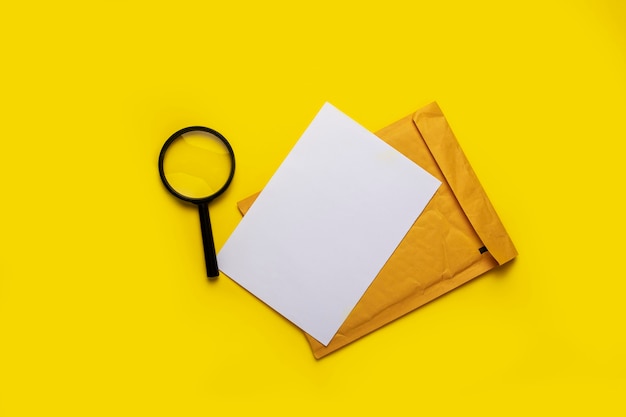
[198,202,219,278]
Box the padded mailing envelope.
[237,102,517,358]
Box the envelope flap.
[413,102,517,265]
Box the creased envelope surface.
[237,102,517,358]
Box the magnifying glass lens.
[162,131,233,199]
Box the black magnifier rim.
[158,126,235,204]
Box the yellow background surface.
[1,1,625,415]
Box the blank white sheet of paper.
[217,103,441,345]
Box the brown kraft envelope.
[236,102,517,358]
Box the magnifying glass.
[158,126,235,278]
